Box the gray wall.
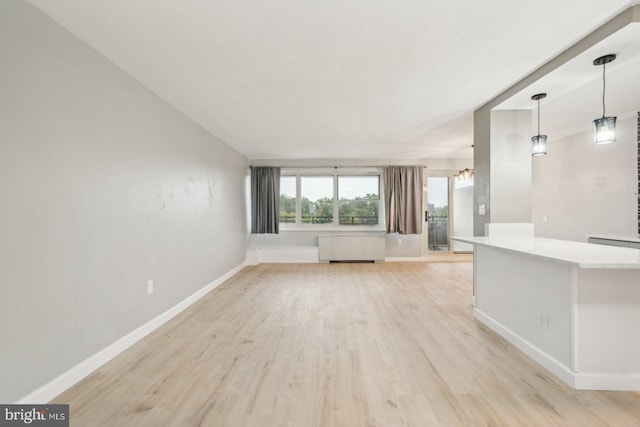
[473,106,491,235]
[0,1,248,403]
[532,115,637,242]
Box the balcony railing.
[339,215,378,225]
[428,215,449,251]
[280,214,379,225]
[280,215,296,223]
[302,215,333,224]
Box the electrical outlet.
[478,203,486,216]
[543,215,548,223]
[397,238,402,245]
[538,312,548,330]
[147,280,154,295]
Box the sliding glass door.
[422,172,474,255]
[424,176,451,254]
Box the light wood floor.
[53,262,640,426]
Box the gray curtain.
[384,166,423,234]
[251,166,281,234]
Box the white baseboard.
[574,372,640,391]
[473,308,576,388]
[246,246,319,264]
[386,254,473,262]
[474,308,640,391]
[247,251,471,264]
[16,261,247,404]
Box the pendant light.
[593,54,617,144]
[531,93,547,156]
[458,168,473,181]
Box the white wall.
[249,231,423,257]
[490,110,533,223]
[532,115,637,242]
[385,233,423,257]
[453,185,474,251]
[0,1,248,403]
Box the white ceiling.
[28,0,636,160]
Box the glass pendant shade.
[592,54,617,145]
[531,134,547,156]
[458,168,473,181]
[531,93,547,156]
[593,116,616,144]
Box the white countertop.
[587,234,640,243]
[453,236,640,269]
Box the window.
[338,176,380,225]
[279,176,296,223]
[279,169,383,227]
[301,177,334,223]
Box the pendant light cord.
[602,62,606,117]
[537,98,541,134]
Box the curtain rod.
[268,165,428,169]
[250,159,432,168]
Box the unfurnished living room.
[2,1,640,426]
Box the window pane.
[338,176,379,225]
[338,176,379,199]
[279,176,296,223]
[301,177,334,224]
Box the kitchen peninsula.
[453,235,640,391]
